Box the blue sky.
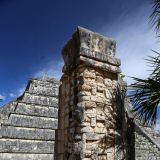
[0,0,159,108]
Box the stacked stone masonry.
[58,27,160,160]
[58,27,124,160]
[0,78,60,160]
[134,126,160,160]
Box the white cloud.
[6,60,63,100]
[34,60,63,80]
[7,86,26,99]
[8,87,25,99]
[9,93,16,98]
[100,4,160,85]
[0,94,5,100]
[18,87,25,96]
[115,23,159,84]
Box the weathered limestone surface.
[124,98,160,160]
[0,153,54,160]
[58,26,124,160]
[0,77,60,160]
[134,125,160,160]
[58,26,160,160]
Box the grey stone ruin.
[57,26,160,160]
[0,77,60,160]
[0,27,160,160]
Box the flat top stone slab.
[62,26,121,71]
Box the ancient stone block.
[80,126,94,133]
[29,79,59,97]
[0,153,54,160]
[78,84,91,92]
[78,91,91,96]
[16,103,58,118]
[91,117,96,127]
[0,139,55,153]
[94,126,107,133]
[22,93,58,107]
[78,96,91,102]
[7,114,58,129]
[0,125,55,140]
[91,86,97,95]
[90,96,104,103]
[84,71,96,79]
[96,76,103,83]
[85,133,99,141]
[85,101,96,108]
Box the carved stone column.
[58,26,122,160]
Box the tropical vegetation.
[129,0,160,126]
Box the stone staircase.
[0,78,59,160]
[125,98,160,160]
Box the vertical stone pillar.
[58,26,121,160]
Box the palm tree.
[130,53,160,125]
[129,0,160,126]
[150,0,160,35]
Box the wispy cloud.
[9,93,16,98]
[34,60,63,80]
[0,94,5,100]
[115,25,159,84]
[18,87,25,96]
[99,3,160,125]
[6,60,63,101]
[100,4,160,84]
[8,86,26,99]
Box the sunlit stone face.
[58,26,122,159]
[78,26,116,58]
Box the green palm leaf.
[129,0,160,126]
[145,50,160,79]
[150,0,160,34]
[129,77,160,125]
[129,52,160,126]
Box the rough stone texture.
[0,153,54,160]
[134,125,160,160]
[58,26,124,160]
[0,77,60,160]
[124,98,160,160]
[1,26,160,160]
[58,26,160,160]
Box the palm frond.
[129,77,160,126]
[129,0,160,126]
[145,51,160,79]
[150,0,160,33]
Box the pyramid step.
[22,93,58,107]
[0,153,54,160]
[0,125,55,140]
[15,102,58,118]
[28,79,59,97]
[4,114,58,130]
[0,139,55,153]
